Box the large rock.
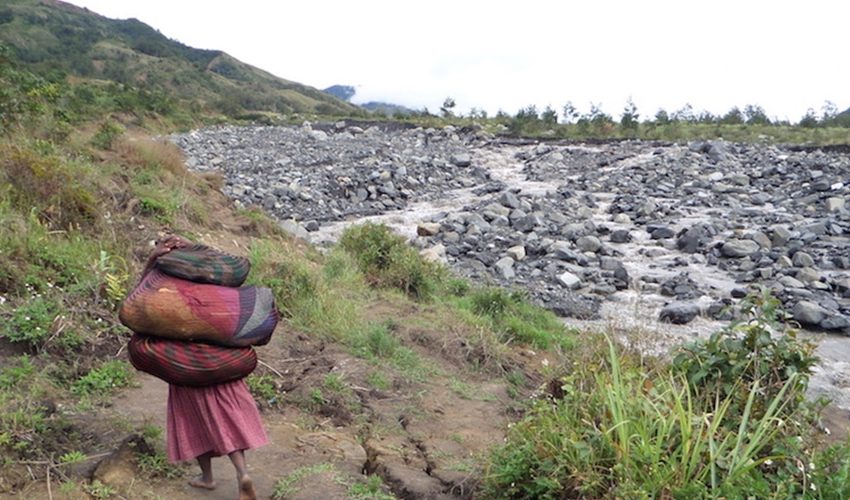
[576,235,602,253]
[720,239,760,258]
[450,153,472,167]
[659,302,700,324]
[417,222,441,237]
[557,271,582,290]
[494,257,515,280]
[792,301,828,326]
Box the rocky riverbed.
[172,121,850,409]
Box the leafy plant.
[1,295,57,347]
[71,360,132,397]
[672,289,818,422]
[137,450,184,479]
[89,120,124,149]
[58,450,86,465]
[246,373,279,406]
[482,293,845,498]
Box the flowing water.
[312,142,850,409]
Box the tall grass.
[483,317,850,499]
[247,240,366,340]
[339,223,445,300]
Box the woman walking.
[143,236,269,500]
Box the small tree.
[720,106,744,125]
[541,105,558,126]
[562,101,579,124]
[440,97,456,118]
[743,104,770,125]
[654,109,670,124]
[672,103,695,123]
[799,108,818,128]
[587,103,614,135]
[620,97,639,131]
[468,107,487,120]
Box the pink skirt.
[166,378,268,462]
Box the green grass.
[248,241,367,340]
[482,309,850,499]
[71,360,133,398]
[449,286,573,351]
[272,463,336,499]
[348,323,430,382]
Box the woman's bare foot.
[188,476,217,490]
[238,474,256,500]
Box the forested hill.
[0,0,358,119]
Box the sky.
[64,0,849,122]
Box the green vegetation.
[0,5,848,497]
[348,475,397,499]
[272,463,336,499]
[451,286,573,351]
[71,360,133,397]
[246,373,281,407]
[0,1,359,123]
[482,294,850,498]
[340,222,445,300]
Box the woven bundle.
[119,269,278,347]
[154,243,250,287]
[128,333,257,387]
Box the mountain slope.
[0,0,359,117]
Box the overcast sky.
[65,0,848,122]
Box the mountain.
[360,101,418,116]
[323,84,419,116]
[323,84,356,102]
[0,0,359,118]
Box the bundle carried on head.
[119,236,279,386]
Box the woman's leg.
[189,452,217,489]
[228,450,256,500]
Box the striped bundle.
[121,237,279,386]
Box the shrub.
[482,294,847,498]
[339,223,443,300]
[89,120,124,149]
[0,144,99,229]
[672,289,818,423]
[248,241,363,339]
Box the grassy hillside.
[0,0,359,122]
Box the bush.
[248,241,363,340]
[89,120,124,149]
[0,144,99,229]
[482,294,847,498]
[339,223,443,300]
[672,290,818,423]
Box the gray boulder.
[792,301,828,326]
[721,239,760,258]
[659,302,700,324]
